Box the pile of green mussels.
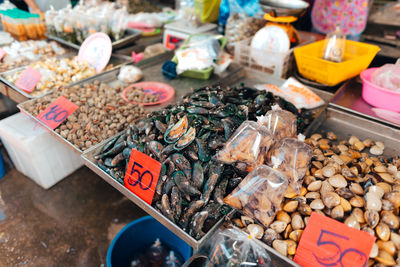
[95,84,313,240]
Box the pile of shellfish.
[231,132,400,266]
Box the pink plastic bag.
[371,59,400,92]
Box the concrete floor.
[0,166,146,267]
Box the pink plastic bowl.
[361,67,400,112]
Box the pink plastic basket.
[361,68,400,112]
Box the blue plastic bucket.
[107,216,192,267]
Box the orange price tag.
[0,48,5,61]
[294,212,375,267]
[15,67,42,93]
[37,96,78,130]
[124,149,161,205]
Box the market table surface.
[0,165,146,267]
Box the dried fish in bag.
[266,135,312,194]
[257,105,297,140]
[224,165,288,228]
[216,121,274,166]
[204,228,272,267]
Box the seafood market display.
[5,57,104,97]
[130,238,183,267]
[125,87,159,104]
[94,84,314,240]
[0,40,66,73]
[21,80,147,151]
[231,132,400,266]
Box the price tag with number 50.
[124,149,161,205]
[294,212,375,267]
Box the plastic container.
[361,67,400,112]
[172,35,227,80]
[107,216,192,267]
[294,40,380,86]
[0,113,83,189]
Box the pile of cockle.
[95,84,314,240]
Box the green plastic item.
[172,34,227,80]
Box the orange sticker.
[124,149,161,205]
[0,48,5,61]
[37,96,78,130]
[15,67,42,93]
[294,212,375,267]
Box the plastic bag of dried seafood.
[257,105,297,140]
[266,136,312,194]
[224,165,288,228]
[216,121,274,167]
[203,228,272,266]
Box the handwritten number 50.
[313,229,368,267]
[128,162,153,190]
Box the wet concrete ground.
[0,167,146,267]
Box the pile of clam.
[231,132,400,266]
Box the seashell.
[363,139,374,148]
[283,201,299,213]
[311,134,322,141]
[370,145,383,156]
[349,182,364,195]
[241,216,254,226]
[376,223,391,241]
[326,132,337,141]
[322,192,341,209]
[390,232,400,250]
[284,186,298,199]
[291,213,305,230]
[365,209,380,228]
[298,203,312,216]
[349,136,359,145]
[304,216,310,225]
[354,141,365,152]
[375,250,395,266]
[362,226,376,237]
[310,199,325,210]
[340,155,352,165]
[370,242,379,258]
[375,165,388,173]
[331,205,344,220]
[376,141,385,150]
[314,169,324,179]
[328,174,347,188]
[273,240,288,257]
[286,240,297,256]
[344,215,360,230]
[322,166,336,178]
[289,230,303,242]
[304,175,316,185]
[367,186,385,198]
[320,181,335,194]
[365,192,382,211]
[352,208,366,224]
[349,195,364,208]
[312,161,323,169]
[247,224,264,239]
[336,187,354,199]
[283,224,292,239]
[378,173,395,184]
[232,218,245,228]
[300,187,307,196]
[381,211,399,230]
[382,199,395,211]
[294,196,306,204]
[337,144,349,153]
[376,240,396,257]
[276,211,291,224]
[263,229,281,246]
[305,192,320,200]
[340,197,352,212]
[308,180,322,191]
[270,221,287,234]
[384,191,400,208]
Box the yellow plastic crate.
[294,40,380,86]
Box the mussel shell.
[164,116,188,144]
[174,127,196,151]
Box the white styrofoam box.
[0,112,83,189]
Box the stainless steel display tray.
[48,28,142,50]
[0,53,131,99]
[81,132,225,250]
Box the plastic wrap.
[371,59,400,92]
[224,165,288,227]
[205,228,272,266]
[224,0,264,53]
[257,106,297,140]
[216,121,273,166]
[117,65,143,83]
[266,137,312,193]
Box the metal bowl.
[260,0,309,17]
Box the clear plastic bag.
[117,65,143,83]
[371,59,400,92]
[205,228,272,266]
[224,165,288,227]
[266,137,312,193]
[257,106,297,140]
[216,121,274,166]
